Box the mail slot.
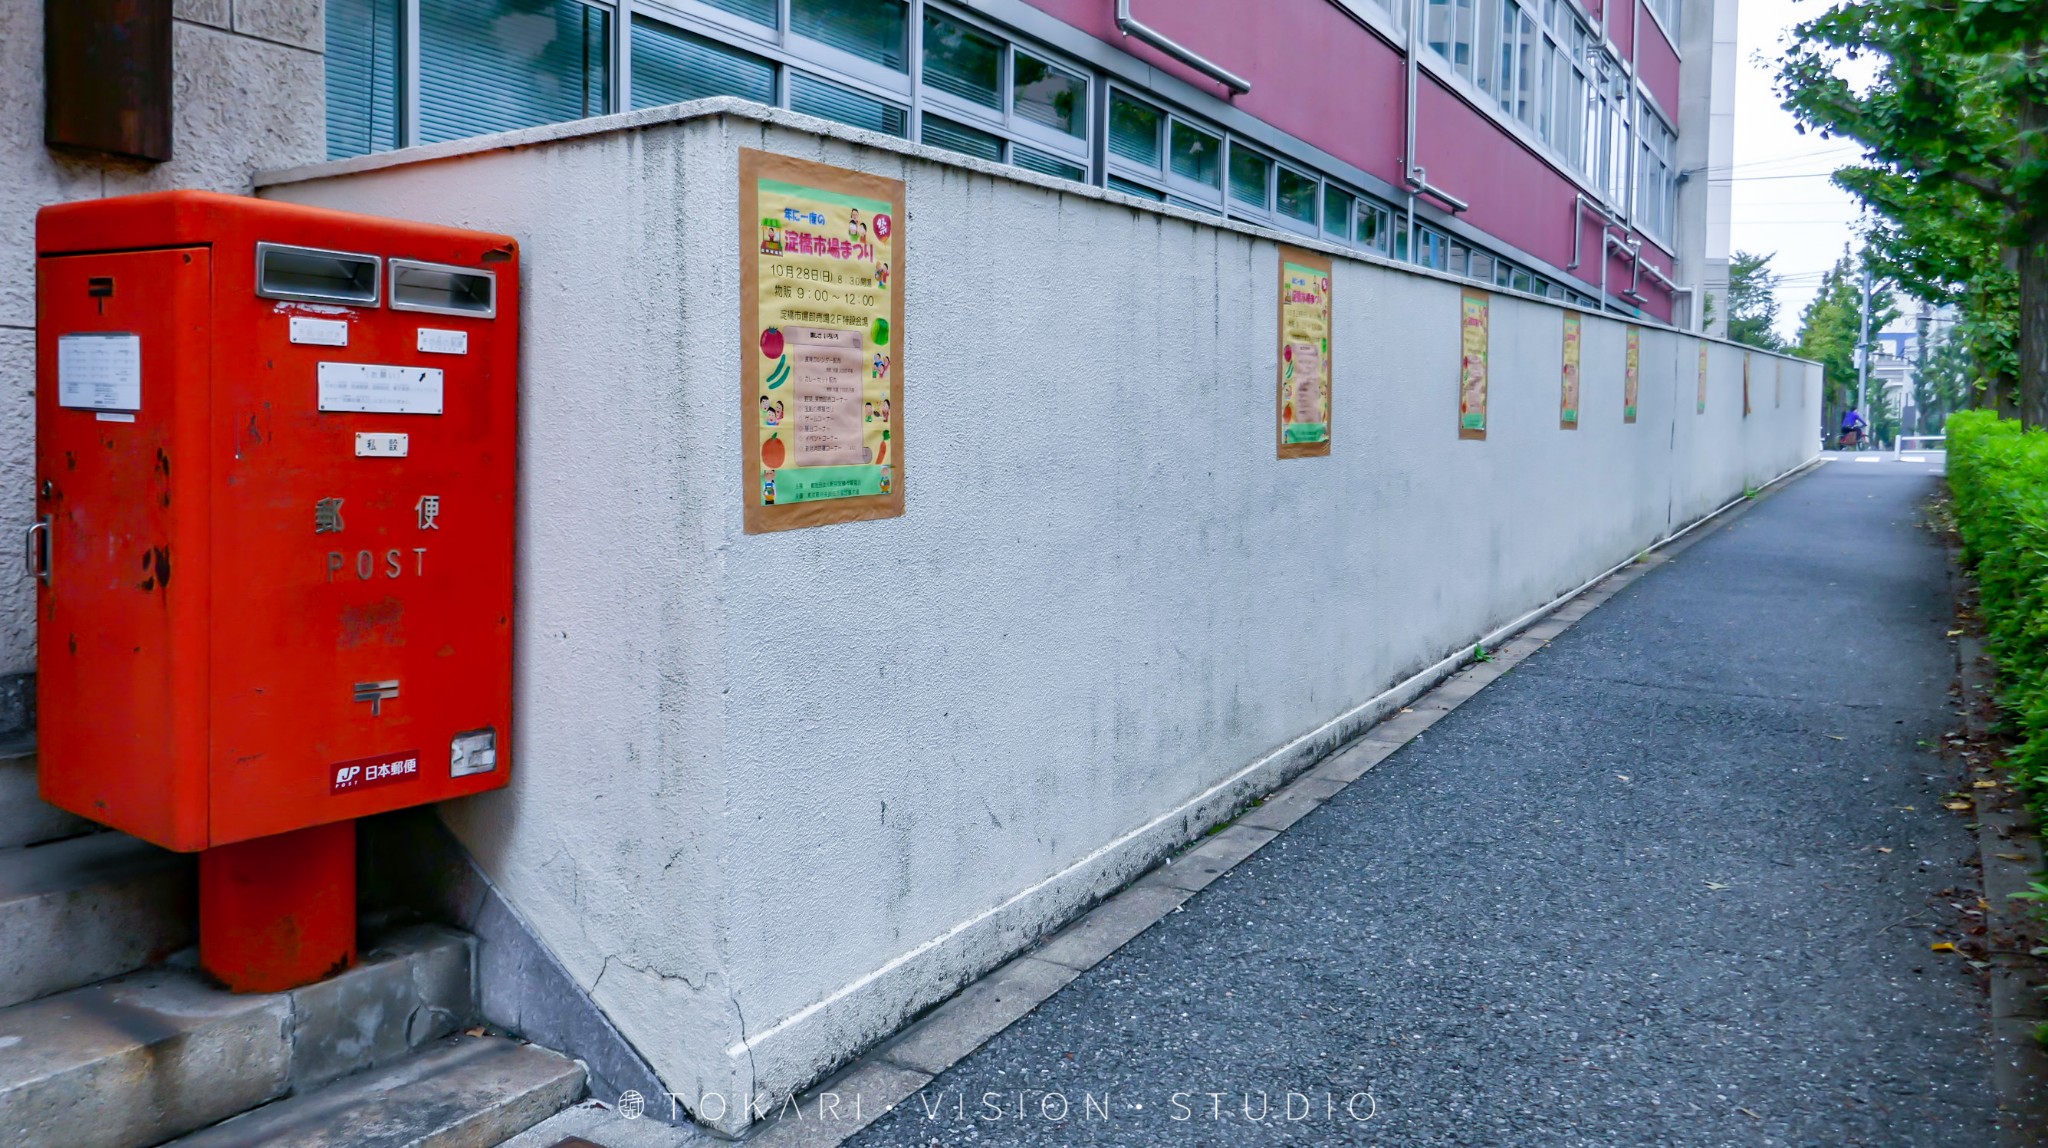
[33,190,518,990]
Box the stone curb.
[735,465,1820,1147]
[1946,544,2048,1148]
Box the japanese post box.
[33,191,517,989]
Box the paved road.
[845,458,1994,1147]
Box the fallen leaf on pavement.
[1998,852,2029,862]
[1877,847,1893,854]
[1931,942,1958,953]
[1973,780,2000,789]
[1944,801,1974,811]
[1616,774,1632,782]
[1705,881,1734,890]
[1826,735,1846,741]
[1738,1107,1762,1120]
[1900,806,1917,812]
[1948,629,1964,637]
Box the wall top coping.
[256,96,1814,365]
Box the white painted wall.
[1,0,325,676]
[260,102,1820,1133]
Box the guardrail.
[1895,434,1946,459]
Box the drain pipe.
[1567,193,1623,272]
[1401,0,1467,260]
[1115,0,1251,95]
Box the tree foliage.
[1724,251,1791,353]
[1799,248,1899,438]
[1776,0,2048,425]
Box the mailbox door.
[206,257,515,845]
[35,248,213,850]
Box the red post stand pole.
[199,819,357,992]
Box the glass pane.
[1014,53,1085,137]
[1323,186,1355,239]
[1167,195,1222,215]
[1276,168,1317,224]
[1226,144,1269,206]
[1108,175,1164,201]
[1470,252,1494,281]
[418,0,611,145]
[698,0,775,27]
[1393,226,1409,261]
[789,72,907,136]
[1512,269,1534,292]
[1170,122,1222,187]
[1515,12,1539,124]
[1108,92,1162,167]
[1496,0,1517,110]
[1013,144,1086,181]
[631,17,775,109]
[922,113,1002,161]
[1454,0,1477,75]
[1448,241,1469,275]
[1358,204,1387,251]
[1475,0,1498,93]
[922,13,1000,108]
[791,0,907,72]
[1426,0,1453,56]
[1494,260,1514,286]
[326,0,402,159]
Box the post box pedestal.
[198,820,357,993]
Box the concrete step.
[167,1034,585,1148]
[0,749,95,849]
[0,831,195,1009]
[0,924,478,1148]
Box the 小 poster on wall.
[1743,353,1753,416]
[1559,312,1581,429]
[1624,326,1641,424]
[1697,342,1708,414]
[739,149,906,533]
[1775,358,1784,407]
[1277,247,1333,458]
[1460,289,1489,440]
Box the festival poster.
[1743,353,1753,415]
[1277,247,1334,459]
[1623,326,1641,424]
[1775,358,1784,407]
[1559,312,1581,429]
[740,150,905,533]
[1459,289,1489,440]
[1697,342,1709,414]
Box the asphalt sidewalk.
[841,458,1996,1147]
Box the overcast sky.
[1725,0,1868,342]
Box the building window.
[1013,53,1085,138]
[1637,107,1677,242]
[921,112,1002,160]
[917,8,1091,177]
[326,0,402,159]
[416,0,612,146]
[1323,185,1355,242]
[790,71,906,137]
[1171,121,1223,189]
[921,12,1000,106]
[1277,166,1318,230]
[1227,143,1271,212]
[790,0,908,72]
[1358,202,1391,253]
[630,17,775,109]
[1108,90,1163,167]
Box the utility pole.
[1914,300,1931,437]
[1857,263,1873,446]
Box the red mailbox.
[33,191,517,991]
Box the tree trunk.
[2019,213,2048,428]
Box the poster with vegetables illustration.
[1559,311,1581,429]
[740,151,905,533]
[1459,289,1488,440]
[1623,326,1641,424]
[1277,248,1333,458]
[1743,353,1752,416]
[1697,342,1709,414]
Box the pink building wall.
[1022,0,1678,320]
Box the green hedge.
[1947,410,2048,792]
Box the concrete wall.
[0,0,325,691]
[262,101,1817,1134]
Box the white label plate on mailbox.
[355,432,410,457]
[417,328,468,355]
[57,333,142,411]
[290,317,349,347]
[318,362,444,415]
